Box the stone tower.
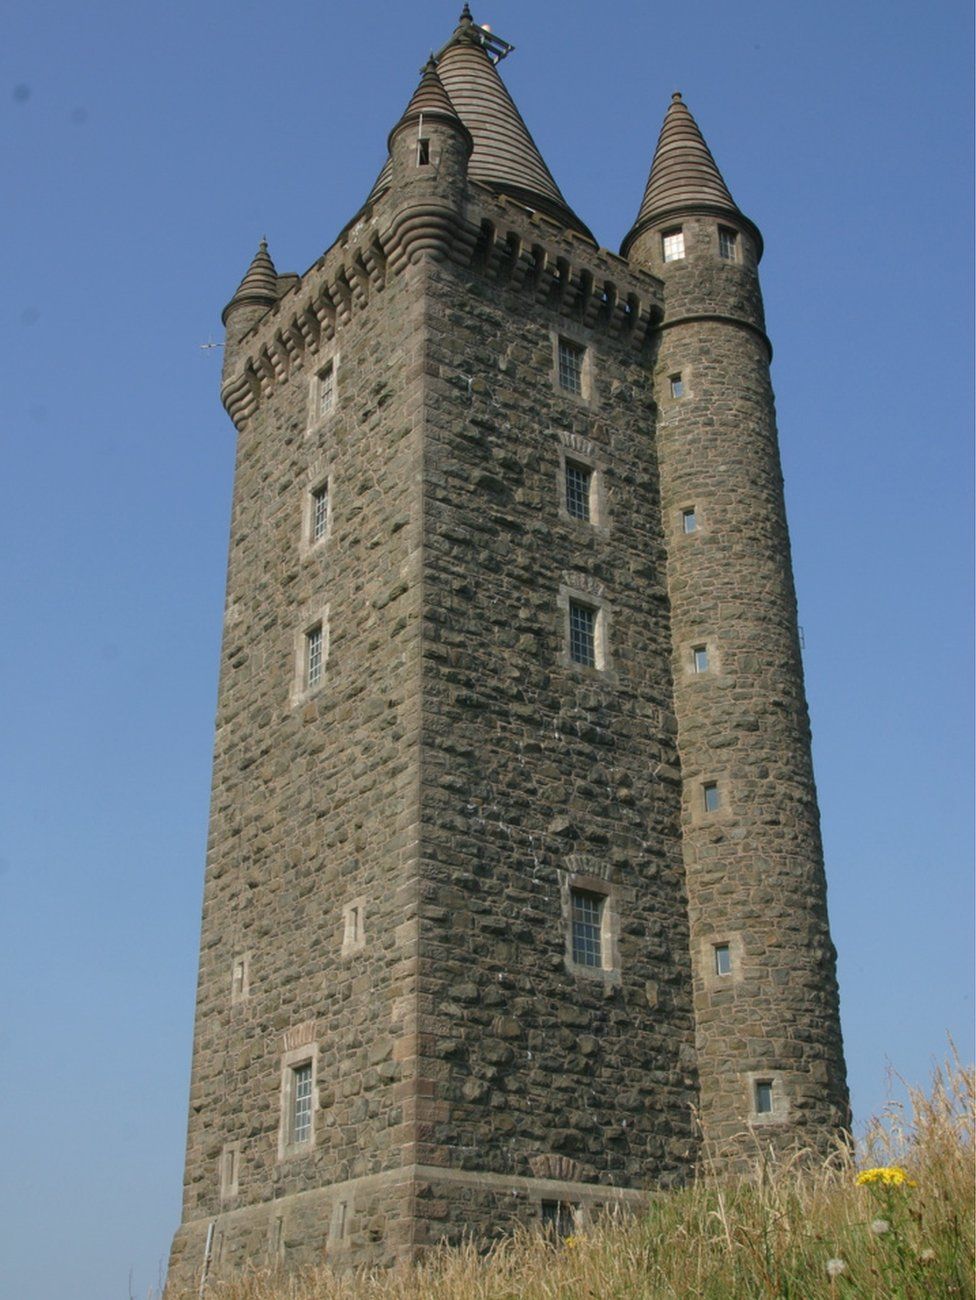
[166,10,846,1291]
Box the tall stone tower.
[166,10,846,1291]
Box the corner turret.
[221,239,279,384]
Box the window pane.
[693,646,709,673]
[306,625,323,688]
[564,461,591,521]
[312,483,329,542]
[682,507,697,534]
[719,228,737,260]
[663,230,685,262]
[670,374,684,399]
[755,1081,773,1114]
[571,890,603,966]
[292,1064,313,1142]
[318,364,335,415]
[714,943,731,976]
[558,339,584,394]
[569,602,596,667]
[703,782,720,813]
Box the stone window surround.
[219,1140,241,1200]
[555,431,608,532]
[230,950,251,1004]
[556,579,612,675]
[341,896,367,958]
[663,363,693,403]
[329,1196,352,1246]
[683,637,719,678]
[557,862,622,985]
[691,773,729,825]
[290,605,330,707]
[300,458,334,557]
[699,931,745,991]
[278,1040,319,1161]
[308,350,340,430]
[746,1070,790,1126]
[550,328,596,406]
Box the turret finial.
[672,90,682,101]
[460,4,473,23]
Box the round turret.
[626,94,848,1160]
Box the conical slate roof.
[222,239,278,324]
[368,11,593,242]
[621,93,746,256]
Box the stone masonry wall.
[408,252,699,1249]
[168,262,430,1289]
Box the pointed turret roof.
[222,239,279,324]
[368,11,594,243]
[389,55,466,137]
[621,93,757,256]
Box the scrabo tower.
[167,10,846,1289]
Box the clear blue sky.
[1,3,972,1297]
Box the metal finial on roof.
[460,4,473,21]
[672,91,682,101]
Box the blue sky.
[1,3,972,1297]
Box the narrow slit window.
[417,137,430,165]
[662,229,685,262]
[290,1063,313,1144]
[714,943,732,976]
[318,362,335,416]
[571,889,604,967]
[541,1199,576,1237]
[754,1080,774,1114]
[719,227,738,260]
[670,373,685,399]
[682,507,698,534]
[557,338,585,394]
[306,624,324,689]
[693,645,709,673]
[703,782,720,813]
[311,482,329,543]
[568,601,596,667]
[564,461,592,521]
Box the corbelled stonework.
[165,11,846,1294]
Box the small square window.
[693,645,709,674]
[714,943,732,976]
[306,624,324,689]
[317,362,335,417]
[682,507,698,534]
[571,889,604,967]
[417,138,430,165]
[557,338,585,394]
[564,461,592,522]
[754,1080,774,1115]
[662,229,685,262]
[289,1063,313,1144]
[670,374,685,399]
[568,601,596,668]
[718,227,738,260]
[311,481,330,543]
[703,782,720,813]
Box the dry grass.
[174,1054,974,1300]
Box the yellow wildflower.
[856,1166,917,1187]
[563,1235,579,1248]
